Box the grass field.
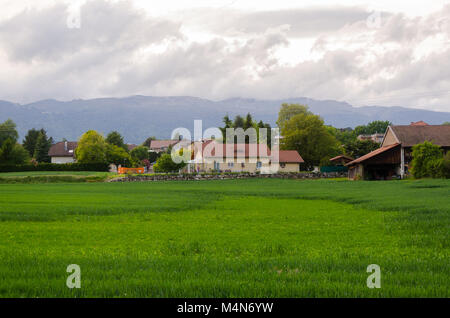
[0,178,448,297]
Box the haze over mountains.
[1,96,450,144]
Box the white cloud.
[0,0,450,112]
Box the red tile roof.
[277,150,304,163]
[150,140,179,150]
[330,155,354,162]
[346,143,400,166]
[48,141,78,157]
[410,121,429,126]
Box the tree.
[130,146,149,166]
[33,130,52,163]
[443,122,450,126]
[106,131,128,151]
[0,119,19,147]
[153,153,186,172]
[22,128,41,157]
[142,136,156,147]
[276,103,311,131]
[233,115,245,128]
[244,113,253,130]
[410,141,443,178]
[280,110,341,169]
[0,138,30,165]
[344,139,380,158]
[75,130,107,163]
[106,144,131,166]
[354,120,391,136]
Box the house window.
[256,161,262,168]
[228,162,234,167]
[280,163,286,168]
[241,163,245,168]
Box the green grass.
[0,171,114,184]
[0,178,448,297]
[0,171,112,177]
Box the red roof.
[277,150,304,163]
[346,143,400,166]
[330,155,354,162]
[410,121,429,126]
[150,140,179,150]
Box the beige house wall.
[273,163,300,172]
[382,128,399,147]
[195,158,270,173]
[51,157,76,164]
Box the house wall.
[51,157,75,164]
[382,128,398,147]
[272,163,300,172]
[348,164,364,180]
[195,158,271,173]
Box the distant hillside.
[1,96,449,144]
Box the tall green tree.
[22,128,41,157]
[0,119,19,147]
[244,113,253,130]
[233,115,245,128]
[276,103,311,131]
[344,139,380,158]
[142,136,156,147]
[33,130,52,163]
[106,144,131,166]
[0,138,29,165]
[106,131,128,151]
[130,146,149,166]
[75,130,107,163]
[354,120,391,136]
[280,109,341,169]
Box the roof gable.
[390,125,450,147]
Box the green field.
[0,178,448,297]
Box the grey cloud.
[0,0,182,62]
[183,6,373,38]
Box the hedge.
[0,162,110,173]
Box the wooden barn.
[346,123,450,180]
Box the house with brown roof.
[346,123,450,180]
[48,141,78,164]
[185,140,303,173]
[149,140,180,153]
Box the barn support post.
[400,147,405,179]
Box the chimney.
[64,141,68,151]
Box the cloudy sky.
[1,0,450,111]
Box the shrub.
[410,141,443,179]
[0,162,109,173]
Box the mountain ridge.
[1,96,449,144]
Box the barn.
[346,123,450,180]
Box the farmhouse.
[48,141,78,164]
[185,140,303,173]
[346,123,450,180]
[149,139,180,153]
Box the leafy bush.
[410,141,444,178]
[0,162,109,172]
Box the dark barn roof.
[48,141,78,157]
[391,125,450,147]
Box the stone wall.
[109,172,348,182]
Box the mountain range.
[1,96,450,144]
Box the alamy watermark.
[169,120,281,174]
[66,264,81,289]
